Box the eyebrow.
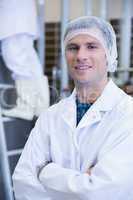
[66,43,78,47]
[66,42,100,47]
[86,42,100,45]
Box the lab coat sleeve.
[12,113,51,200]
[39,130,133,200]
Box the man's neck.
[75,79,108,104]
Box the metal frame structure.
[100,0,107,19]
[0,84,23,200]
[84,0,93,16]
[0,110,23,200]
[0,110,14,200]
[60,0,70,97]
[37,0,46,73]
[118,0,132,84]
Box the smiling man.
[65,34,108,103]
[13,16,133,200]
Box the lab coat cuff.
[37,161,52,180]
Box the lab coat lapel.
[80,80,127,171]
[78,79,126,128]
[61,90,77,130]
[81,111,110,172]
[77,109,102,129]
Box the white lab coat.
[13,80,133,200]
[0,0,39,40]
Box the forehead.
[67,34,102,45]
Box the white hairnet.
[63,16,118,72]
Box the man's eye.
[66,46,78,51]
[87,45,97,49]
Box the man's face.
[65,34,108,87]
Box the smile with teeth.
[75,65,92,70]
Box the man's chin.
[74,80,92,87]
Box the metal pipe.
[37,0,45,73]
[119,0,132,84]
[60,0,70,97]
[84,0,93,16]
[0,110,14,200]
[100,0,107,19]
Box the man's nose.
[76,47,88,61]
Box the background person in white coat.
[13,16,133,200]
[0,0,49,120]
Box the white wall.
[45,0,61,22]
[44,0,132,22]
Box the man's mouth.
[74,65,93,70]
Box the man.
[0,0,49,120]
[13,16,133,200]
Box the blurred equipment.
[2,76,49,120]
[118,0,132,85]
[0,0,50,120]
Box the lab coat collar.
[61,79,125,129]
[92,79,126,112]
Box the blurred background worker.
[0,0,50,120]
